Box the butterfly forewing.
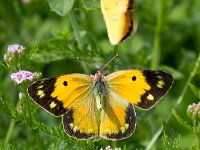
[106,70,174,110]
[28,74,93,116]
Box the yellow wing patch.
[101,0,133,45]
[50,101,57,108]
[157,80,165,88]
[147,94,154,101]
[106,70,151,105]
[51,75,93,109]
[37,90,45,98]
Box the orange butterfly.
[28,65,173,140]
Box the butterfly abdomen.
[93,81,108,110]
[93,72,110,110]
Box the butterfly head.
[94,70,105,82]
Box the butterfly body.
[28,69,173,140]
[92,71,108,110]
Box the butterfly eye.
[132,76,136,81]
[63,81,68,86]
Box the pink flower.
[8,44,25,54]
[11,70,37,84]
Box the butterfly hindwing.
[100,93,136,140]
[28,74,93,116]
[101,0,133,45]
[63,93,99,139]
[106,70,174,110]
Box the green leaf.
[48,0,75,16]
[32,121,97,150]
[172,109,193,130]
[189,83,200,99]
[0,97,14,117]
[162,122,181,150]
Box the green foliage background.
[0,0,200,149]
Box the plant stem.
[4,93,22,144]
[34,129,43,150]
[151,0,163,69]
[5,119,15,144]
[196,134,200,150]
[24,93,43,150]
[146,53,200,150]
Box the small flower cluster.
[4,44,25,67]
[11,70,39,84]
[187,102,200,121]
[8,44,25,54]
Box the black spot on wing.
[138,70,174,109]
[62,110,95,139]
[104,104,136,140]
[63,81,68,86]
[132,76,136,81]
[27,77,67,116]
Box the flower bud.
[187,102,200,121]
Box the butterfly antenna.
[77,57,95,70]
[102,54,118,71]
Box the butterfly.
[28,67,174,140]
[101,0,134,45]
